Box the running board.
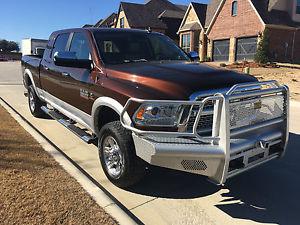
[41,106,97,144]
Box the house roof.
[180,22,202,31]
[119,0,187,29]
[158,9,186,19]
[191,2,207,26]
[94,13,117,28]
[251,0,300,27]
[204,0,222,28]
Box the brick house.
[177,1,221,61]
[179,0,300,63]
[114,0,187,43]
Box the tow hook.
[258,140,270,149]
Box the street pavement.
[1,61,300,225]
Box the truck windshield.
[93,31,190,65]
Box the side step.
[41,106,97,145]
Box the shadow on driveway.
[129,133,300,224]
[216,132,300,225]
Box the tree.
[0,39,20,52]
[254,29,270,64]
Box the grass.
[0,105,117,225]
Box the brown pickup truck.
[22,28,289,188]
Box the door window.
[52,33,69,58]
[70,32,91,60]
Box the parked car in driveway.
[21,28,289,188]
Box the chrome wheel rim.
[29,92,35,112]
[102,136,124,179]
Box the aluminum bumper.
[121,81,289,184]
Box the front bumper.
[121,81,289,184]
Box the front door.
[59,32,94,114]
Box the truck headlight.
[133,104,183,127]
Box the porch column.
[229,37,237,63]
[199,30,207,62]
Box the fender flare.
[91,96,132,133]
[24,69,39,95]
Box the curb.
[0,97,142,225]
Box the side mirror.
[53,51,92,69]
[188,51,200,61]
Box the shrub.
[255,29,270,64]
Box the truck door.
[58,31,94,114]
[40,32,71,100]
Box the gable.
[178,4,205,33]
[207,0,265,39]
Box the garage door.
[236,37,258,61]
[213,39,230,61]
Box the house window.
[232,1,238,16]
[297,0,300,14]
[120,17,125,28]
[181,33,191,53]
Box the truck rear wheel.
[28,85,45,118]
[98,121,146,188]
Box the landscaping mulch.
[0,105,117,225]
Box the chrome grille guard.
[120,80,289,145]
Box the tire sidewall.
[28,86,37,114]
[98,125,130,184]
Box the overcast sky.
[0,0,209,43]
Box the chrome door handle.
[62,72,70,77]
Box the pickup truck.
[21,28,289,188]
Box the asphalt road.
[1,61,300,225]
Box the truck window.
[52,33,70,58]
[69,32,91,60]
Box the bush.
[254,29,270,64]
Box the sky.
[0,0,209,44]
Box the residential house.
[179,0,300,63]
[94,13,117,28]
[115,0,187,43]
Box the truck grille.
[229,94,285,129]
[187,101,214,133]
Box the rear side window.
[69,32,91,60]
[52,33,69,58]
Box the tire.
[98,121,146,188]
[28,85,45,118]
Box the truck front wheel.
[28,85,45,118]
[98,121,146,188]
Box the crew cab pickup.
[21,28,289,188]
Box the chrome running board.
[41,106,97,145]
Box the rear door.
[40,32,71,100]
[236,37,258,61]
[213,39,230,62]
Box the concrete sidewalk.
[1,61,300,225]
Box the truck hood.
[106,61,258,100]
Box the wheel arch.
[91,97,131,135]
[24,69,38,93]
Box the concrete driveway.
[1,61,300,225]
